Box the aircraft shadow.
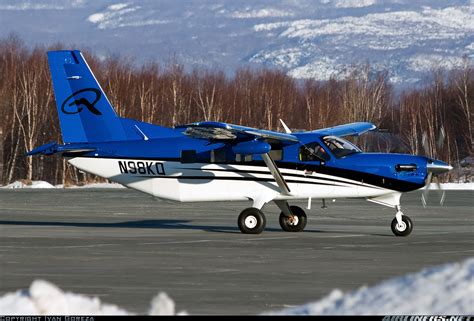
[0,219,391,236]
[0,219,240,233]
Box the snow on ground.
[0,279,182,315]
[0,258,472,315]
[226,8,294,19]
[251,3,474,82]
[331,0,378,9]
[87,3,169,29]
[0,181,126,189]
[0,1,83,11]
[2,180,56,189]
[265,257,474,315]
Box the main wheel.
[238,208,266,234]
[391,215,413,236]
[279,205,307,232]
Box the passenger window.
[236,154,253,162]
[181,150,197,163]
[211,149,227,163]
[299,143,330,162]
[269,149,283,161]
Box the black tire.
[238,208,266,234]
[279,205,307,232]
[391,215,413,237]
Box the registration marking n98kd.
[118,161,165,175]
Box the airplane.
[27,50,453,236]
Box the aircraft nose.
[426,159,453,175]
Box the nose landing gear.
[391,208,413,236]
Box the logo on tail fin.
[61,88,102,115]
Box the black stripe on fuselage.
[181,167,373,189]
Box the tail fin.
[48,50,126,143]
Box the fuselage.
[63,126,442,203]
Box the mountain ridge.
[1,0,472,85]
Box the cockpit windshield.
[323,136,362,158]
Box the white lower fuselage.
[68,157,401,207]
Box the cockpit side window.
[323,136,361,158]
[299,142,330,162]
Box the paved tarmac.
[0,188,473,315]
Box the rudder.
[48,50,126,143]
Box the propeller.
[421,126,449,208]
[279,119,292,134]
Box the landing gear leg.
[391,206,413,237]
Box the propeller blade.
[421,125,450,208]
[436,126,446,150]
[421,131,430,157]
[425,171,433,186]
[421,171,433,208]
[440,190,446,206]
[423,173,447,207]
[279,119,292,134]
[435,177,446,206]
[421,192,427,208]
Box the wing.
[307,122,376,137]
[176,121,296,195]
[177,121,299,142]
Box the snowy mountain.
[1,0,473,85]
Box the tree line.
[0,35,472,185]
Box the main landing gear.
[238,208,266,234]
[279,205,307,232]
[237,203,307,234]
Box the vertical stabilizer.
[48,50,126,143]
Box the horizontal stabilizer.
[26,142,96,156]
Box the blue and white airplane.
[28,50,453,236]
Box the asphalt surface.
[0,188,473,315]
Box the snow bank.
[2,180,56,189]
[1,258,472,315]
[0,280,183,315]
[0,180,126,189]
[266,257,474,315]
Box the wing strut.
[261,153,291,195]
